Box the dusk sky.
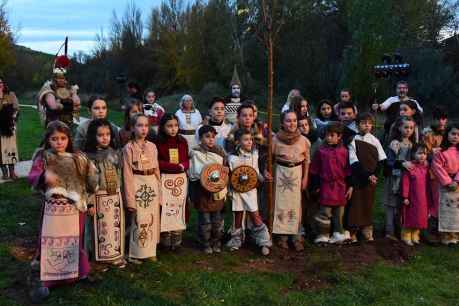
[8,0,162,55]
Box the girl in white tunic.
[175,94,202,152]
[226,129,272,255]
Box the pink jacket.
[401,163,430,228]
[431,147,459,187]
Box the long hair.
[290,95,308,118]
[389,116,417,144]
[400,99,422,127]
[84,118,116,153]
[42,121,74,153]
[156,113,186,144]
[440,124,459,151]
[123,99,144,130]
[316,99,337,121]
[86,95,106,110]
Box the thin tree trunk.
[267,34,274,233]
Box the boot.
[0,165,7,180]
[277,236,289,249]
[170,231,182,250]
[401,228,413,246]
[160,232,171,249]
[441,232,452,245]
[293,239,305,252]
[8,164,17,179]
[211,219,224,253]
[412,229,421,244]
[251,223,272,248]
[198,223,212,251]
[226,228,243,251]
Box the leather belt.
[133,169,155,176]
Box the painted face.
[339,107,355,123]
[231,85,241,98]
[210,101,225,123]
[300,100,309,116]
[182,97,193,111]
[399,104,416,117]
[358,120,373,134]
[54,75,67,88]
[396,83,409,98]
[400,120,415,138]
[91,99,108,119]
[298,119,310,135]
[201,132,216,148]
[145,92,156,104]
[96,125,111,148]
[134,116,149,140]
[448,128,459,145]
[282,112,298,133]
[340,91,351,102]
[164,119,179,137]
[415,148,428,163]
[239,107,255,128]
[240,133,253,152]
[325,132,341,145]
[320,104,333,118]
[49,131,69,153]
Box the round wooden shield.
[230,165,258,193]
[200,163,229,193]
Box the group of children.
[27,88,458,300]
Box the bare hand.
[301,178,308,191]
[88,207,96,216]
[44,170,59,187]
[345,187,353,200]
[402,161,415,171]
[264,170,273,182]
[178,163,185,171]
[369,175,378,185]
[403,199,410,206]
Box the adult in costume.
[175,94,202,151]
[0,78,19,179]
[37,54,80,128]
[225,66,248,124]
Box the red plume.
[55,55,71,69]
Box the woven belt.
[276,160,303,168]
[133,169,155,176]
[179,129,196,135]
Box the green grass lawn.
[4,99,459,305]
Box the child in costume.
[175,94,202,151]
[346,113,386,242]
[154,114,189,251]
[227,129,272,255]
[431,124,459,245]
[311,122,353,244]
[0,80,19,180]
[85,119,126,268]
[383,116,417,240]
[400,144,431,246]
[313,99,337,139]
[119,100,143,147]
[143,89,165,134]
[272,110,310,251]
[196,97,232,149]
[123,114,161,263]
[28,121,98,300]
[189,125,227,254]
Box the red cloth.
[310,144,351,206]
[401,163,430,229]
[155,135,189,173]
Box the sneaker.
[293,240,304,252]
[329,232,346,244]
[314,235,330,244]
[261,246,270,256]
[412,239,421,245]
[402,239,414,246]
[277,239,289,249]
[204,246,213,254]
[212,245,222,253]
[128,257,143,265]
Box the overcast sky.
[8,0,161,55]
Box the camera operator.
[372,81,423,139]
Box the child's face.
[300,100,309,116]
[399,104,415,117]
[320,103,332,118]
[201,132,216,148]
[91,100,107,120]
[49,131,69,153]
[325,132,341,145]
[437,117,448,130]
[339,107,355,123]
[240,134,253,151]
[298,119,309,135]
[134,116,149,139]
[358,120,373,134]
[164,119,179,137]
[400,121,415,138]
[282,112,297,133]
[448,128,459,145]
[145,92,156,104]
[340,91,351,102]
[210,102,225,123]
[239,108,255,128]
[96,126,111,148]
[415,149,427,163]
[130,105,141,117]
